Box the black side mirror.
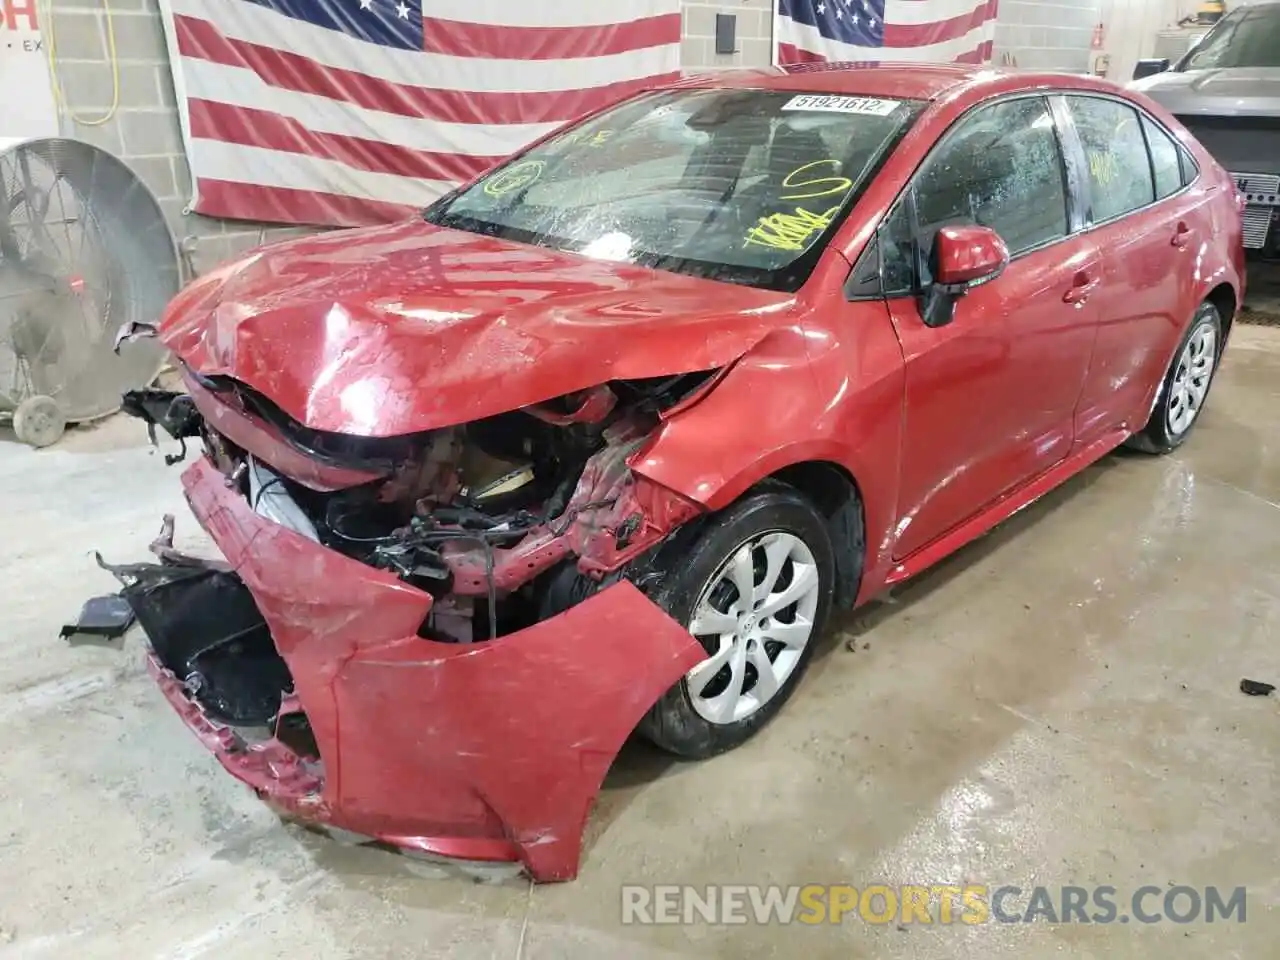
[1132,58,1170,80]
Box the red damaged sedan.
[105,64,1244,881]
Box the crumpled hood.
[160,219,797,437]
[1132,67,1280,118]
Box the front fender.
[630,327,842,511]
[629,304,908,605]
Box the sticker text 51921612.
[781,95,901,116]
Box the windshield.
[424,88,922,291]
[1179,5,1280,70]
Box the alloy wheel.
[685,531,821,724]
[1167,322,1217,436]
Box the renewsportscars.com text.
[620,884,1247,926]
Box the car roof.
[663,63,1123,103]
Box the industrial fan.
[0,137,177,447]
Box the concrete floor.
[3,329,1280,960]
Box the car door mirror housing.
[921,225,1010,328]
[934,225,1009,289]
[1132,58,1170,80]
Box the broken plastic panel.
[59,595,135,641]
[100,558,293,726]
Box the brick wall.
[48,0,313,273]
[992,0,1104,72]
[680,0,774,68]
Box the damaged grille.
[168,373,715,646]
[122,367,715,658]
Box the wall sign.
[1,0,59,138]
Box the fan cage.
[0,136,177,422]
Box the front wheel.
[1127,300,1222,454]
[637,485,835,759]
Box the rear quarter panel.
[1126,92,1246,421]
[1127,87,1246,309]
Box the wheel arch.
[1204,281,1237,349]
[768,460,866,610]
[1136,281,1239,430]
[633,436,889,613]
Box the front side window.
[425,88,922,291]
[1067,96,1154,223]
[911,96,1069,272]
[1180,6,1280,70]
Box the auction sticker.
[781,95,900,116]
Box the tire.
[1126,301,1223,455]
[637,484,835,759]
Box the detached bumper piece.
[59,595,135,641]
[92,457,703,881]
[99,560,293,725]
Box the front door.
[885,95,1101,560]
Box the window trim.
[1048,95,1091,235]
[845,195,916,302]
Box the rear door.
[885,95,1102,560]
[1059,94,1207,443]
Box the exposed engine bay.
[124,371,716,651]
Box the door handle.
[1172,221,1193,248]
[1062,270,1100,304]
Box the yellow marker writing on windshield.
[745,205,841,251]
[780,159,853,201]
[483,160,545,198]
[745,158,852,251]
[558,129,614,148]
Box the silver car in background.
[1131,2,1280,255]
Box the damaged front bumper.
[114,457,703,881]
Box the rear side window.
[911,96,1068,262]
[1066,96,1155,223]
[1179,146,1199,187]
[1142,115,1183,200]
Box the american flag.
[775,0,999,66]
[160,0,682,227]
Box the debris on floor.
[58,595,135,641]
[1239,678,1276,697]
